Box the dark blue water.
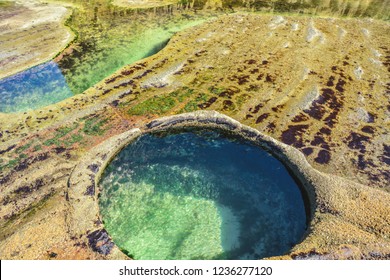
[0,62,73,113]
[99,129,307,260]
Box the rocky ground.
[0,1,389,259]
[0,0,74,79]
[113,0,176,9]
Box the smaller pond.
[0,15,207,113]
[99,129,307,260]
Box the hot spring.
[98,128,307,260]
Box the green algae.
[182,93,209,112]
[128,87,194,115]
[0,159,19,172]
[63,134,83,147]
[82,118,109,136]
[33,145,42,152]
[15,143,33,154]
[39,117,109,148]
[43,123,80,147]
[129,94,178,115]
[0,1,14,7]
[56,1,212,94]
[128,86,214,116]
[0,2,217,113]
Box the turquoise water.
[58,17,208,95]
[0,62,73,113]
[0,17,206,113]
[99,129,307,260]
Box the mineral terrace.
[0,0,389,259]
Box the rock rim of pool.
[67,110,390,260]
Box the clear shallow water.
[1,0,388,113]
[0,62,73,113]
[99,129,307,260]
[58,17,207,95]
[0,16,206,113]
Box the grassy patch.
[42,118,107,147]
[15,143,32,154]
[43,123,79,147]
[235,93,251,109]
[82,118,109,136]
[0,1,14,8]
[19,153,27,159]
[64,133,84,147]
[43,138,61,147]
[33,145,42,152]
[128,88,195,116]
[56,123,79,138]
[182,93,209,113]
[170,87,194,102]
[129,95,176,115]
[208,86,225,95]
[0,158,19,172]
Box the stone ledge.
[67,110,390,259]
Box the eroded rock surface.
[0,12,389,259]
[0,0,74,79]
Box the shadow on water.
[144,38,171,58]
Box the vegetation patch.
[82,118,109,136]
[182,93,210,113]
[128,88,195,115]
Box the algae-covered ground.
[0,0,389,259]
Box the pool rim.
[67,110,321,259]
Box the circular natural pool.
[99,129,307,260]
